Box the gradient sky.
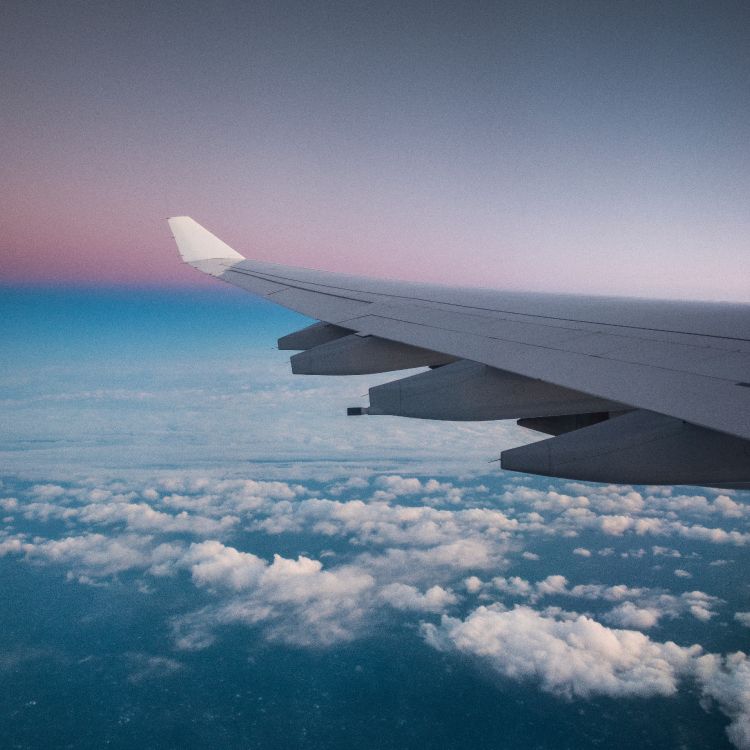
[2,1,749,300]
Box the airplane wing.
[168,217,750,488]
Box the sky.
[1,0,749,299]
[1,4,750,749]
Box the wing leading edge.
[168,217,750,488]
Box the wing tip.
[168,216,245,263]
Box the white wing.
[168,217,750,488]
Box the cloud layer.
[1,472,748,747]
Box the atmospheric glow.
[1,2,748,300]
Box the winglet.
[168,216,245,263]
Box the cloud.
[497,484,750,546]
[464,576,483,593]
[173,552,376,648]
[424,605,750,749]
[75,502,238,536]
[694,652,750,750]
[183,540,266,591]
[379,583,457,612]
[489,574,721,624]
[23,533,157,578]
[604,602,662,629]
[599,515,633,536]
[126,653,184,684]
[29,484,66,499]
[2,471,748,748]
[422,605,699,699]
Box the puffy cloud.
[536,574,569,596]
[183,541,266,591]
[604,602,662,629]
[652,546,681,557]
[600,515,633,536]
[379,583,457,613]
[173,553,376,648]
[3,470,749,749]
[423,605,699,699]
[488,574,720,625]
[365,537,511,583]
[493,575,534,597]
[375,475,425,496]
[29,484,66,499]
[496,483,750,547]
[694,652,750,749]
[110,538,379,648]
[372,475,477,504]
[23,533,158,578]
[75,502,238,536]
[255,497,517,556]
[735,613,750,628]
[424,605,750,748]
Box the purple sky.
[2,1,749,300]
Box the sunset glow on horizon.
[2,1,749,301]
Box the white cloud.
[600,515,633,536]
[379,583,457,613]
[29,484,66,499]
[488,574,720,624]
[694,652,750,750]
[652,546,681,557]
[175,553,376,648]
[3,470,749,750]
[75,502,238,536]
[424,605,750,749]
[604,602,662,629]
[23,533,158,578]
[536,574,569,596]
[423,605,699,699]
[254,497,518,557]
[183,541,266,591]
